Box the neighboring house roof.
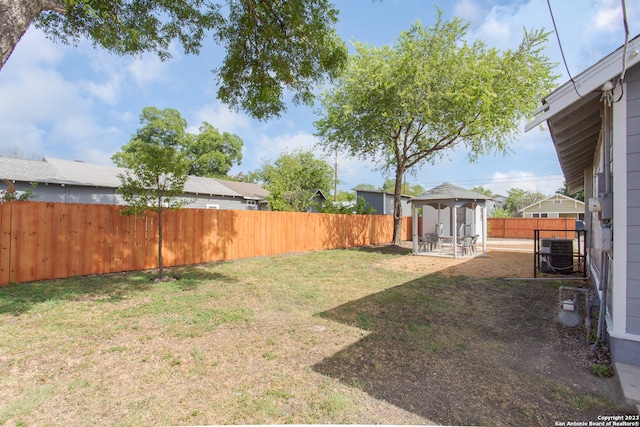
[0,156,266,200]
[411,182,492,203]
[525,34,640,193]
[519,193,585,214]
[217,179,269,201]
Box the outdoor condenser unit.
[540,238,574,274]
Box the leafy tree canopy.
[253,149,333,212]
[314,10,557,244]
[503,187,546,217]
[316,196,376,215]
[471,186,496,198]
[2,0,347,120]
[112,107,242,178]
[382,179,424,196]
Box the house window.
[552,199,562,204]
[247,201,257,210]
[206,204,220,209]
[533,213,549,218]
[578,213,585,220]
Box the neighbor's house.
[0,156,268,210]
[354,189,411,216]
[526,34,640,405]
[519,194,585,220]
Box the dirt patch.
[378,250,534,278]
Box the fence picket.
[0,202,424,285]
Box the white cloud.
[190,103,252,134]
[454,0,483,22]
[126,53,172,87]
[79,76,122,105]
[592,0,621,32]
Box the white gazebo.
[410,182,492,258]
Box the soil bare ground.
[0,239,633,426]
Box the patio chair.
[457,235,473,256]
[470,235,479,254]
[419,232,440,252]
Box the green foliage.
[0,181,38,203]
[336,190,355,203]
[113,108,243,178]
[503,187,546,217]
[253,149,333,212]
[18,1,347,119]
[316,196,376,215]
[114,107,191,216]
[315,10,557,243]
[489,206,512,218]
[382,179,424,196]
[113,107,192,278]
[215,0,348,120]
[185,123,243,177]
[353,183,377,191]
[471,186,495,197]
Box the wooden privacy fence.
[487,217,580,239]
[0,202,411,286]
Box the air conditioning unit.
[540,238,574,274]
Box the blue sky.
[1,0,638,196]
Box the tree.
[503,187,546,217]
[113,107,243,178]
[353,183,377,191]
[315,12,556,245]
[1,0,347,120]
[0,179,38,202]
[556,181,584,202]
[471,186,496,198]
[114,107,191,280]
[316,196,375,215]
[185,123,243,177]
[382,178,424,196]
[253,149,333,212]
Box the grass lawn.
[0,246,626,426]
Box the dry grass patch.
[0,246,629,426]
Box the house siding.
[7,180,257,211]
[355,191,412,216]
[627,64,640,337]
[521,196,584,219]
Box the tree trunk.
[157,207,164,279]
[391,168,404,246]
[0,0,65,70]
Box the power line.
[546,0,584,97]
[418,173,564,187]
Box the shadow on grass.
[313,271,622,426]
[0,265,237,316]
[353,244,413,256]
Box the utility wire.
[546,0,584,97]
[613,0,630,103]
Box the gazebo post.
[452,202,458,258]
[411,204,419,254]
[482,205,487,255]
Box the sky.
[1,0,639,197]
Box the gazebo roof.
[410,182,492,204]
